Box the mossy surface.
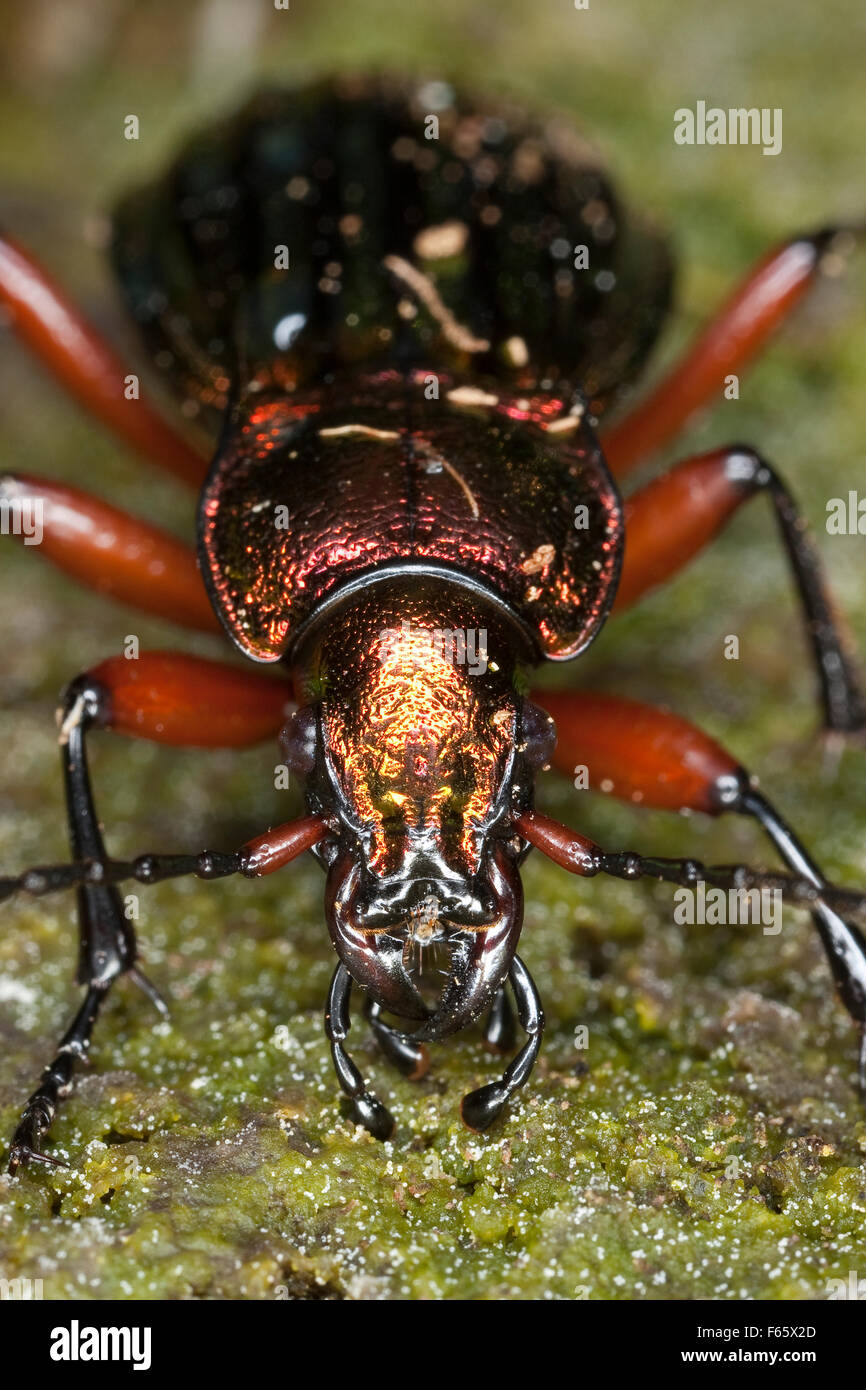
[1,0,865,1300]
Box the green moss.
[2,0,866,1300]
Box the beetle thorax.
[328,612,513,880]
[297,577,524,908]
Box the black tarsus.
[325,964,395,1141]
[723,446,866,733]
[461,957,544,1131]
[7,986,105,1174]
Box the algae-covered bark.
[1,0,866,1299]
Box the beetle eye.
[280,705,318,778]
[520,699,557,772]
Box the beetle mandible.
[3,75,866,1168]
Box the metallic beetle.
[3,76,866,1162]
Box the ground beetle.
[2,75,866,1169]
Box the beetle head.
[285,577,554,1036]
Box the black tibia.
[737,782,866,1089]
[325,964,396,1141]
[484,987,517,1055]
[8,677,137,1173]
[461,957,544,1132]
[60,677,137,992]
[5,676,238,1174]
[365,999,430,1081]
[727,449,865,732]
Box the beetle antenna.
[0,815,328,903]
[515,810,866,925]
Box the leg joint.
[722,444,777,494]
[707,765,752,815]
[57,674,111,745]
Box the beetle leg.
[483,986,517,1055]
[325,965,395,1140]
[524,690,866,1088]
[5,813,325,1172]
[8,987,106,1173]
[611,444,865,731]
[601,226,861,476]
[365,1000,430,1081]
[0,474,220,633]
[4,657,322,1171]
[9,676,144,1173]
[461,958,544,1133]
[0,233,208,487]
[64,651,290,748]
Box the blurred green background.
[1,0,865,1300]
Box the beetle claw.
[128,966,170,1019]
[8,1142,69,1175]
[461,1081,509,1133]
[350,1091,395,1142]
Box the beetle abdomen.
[112,75,672,421]
[198,372,622,663]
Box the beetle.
[2,74,866,1170]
